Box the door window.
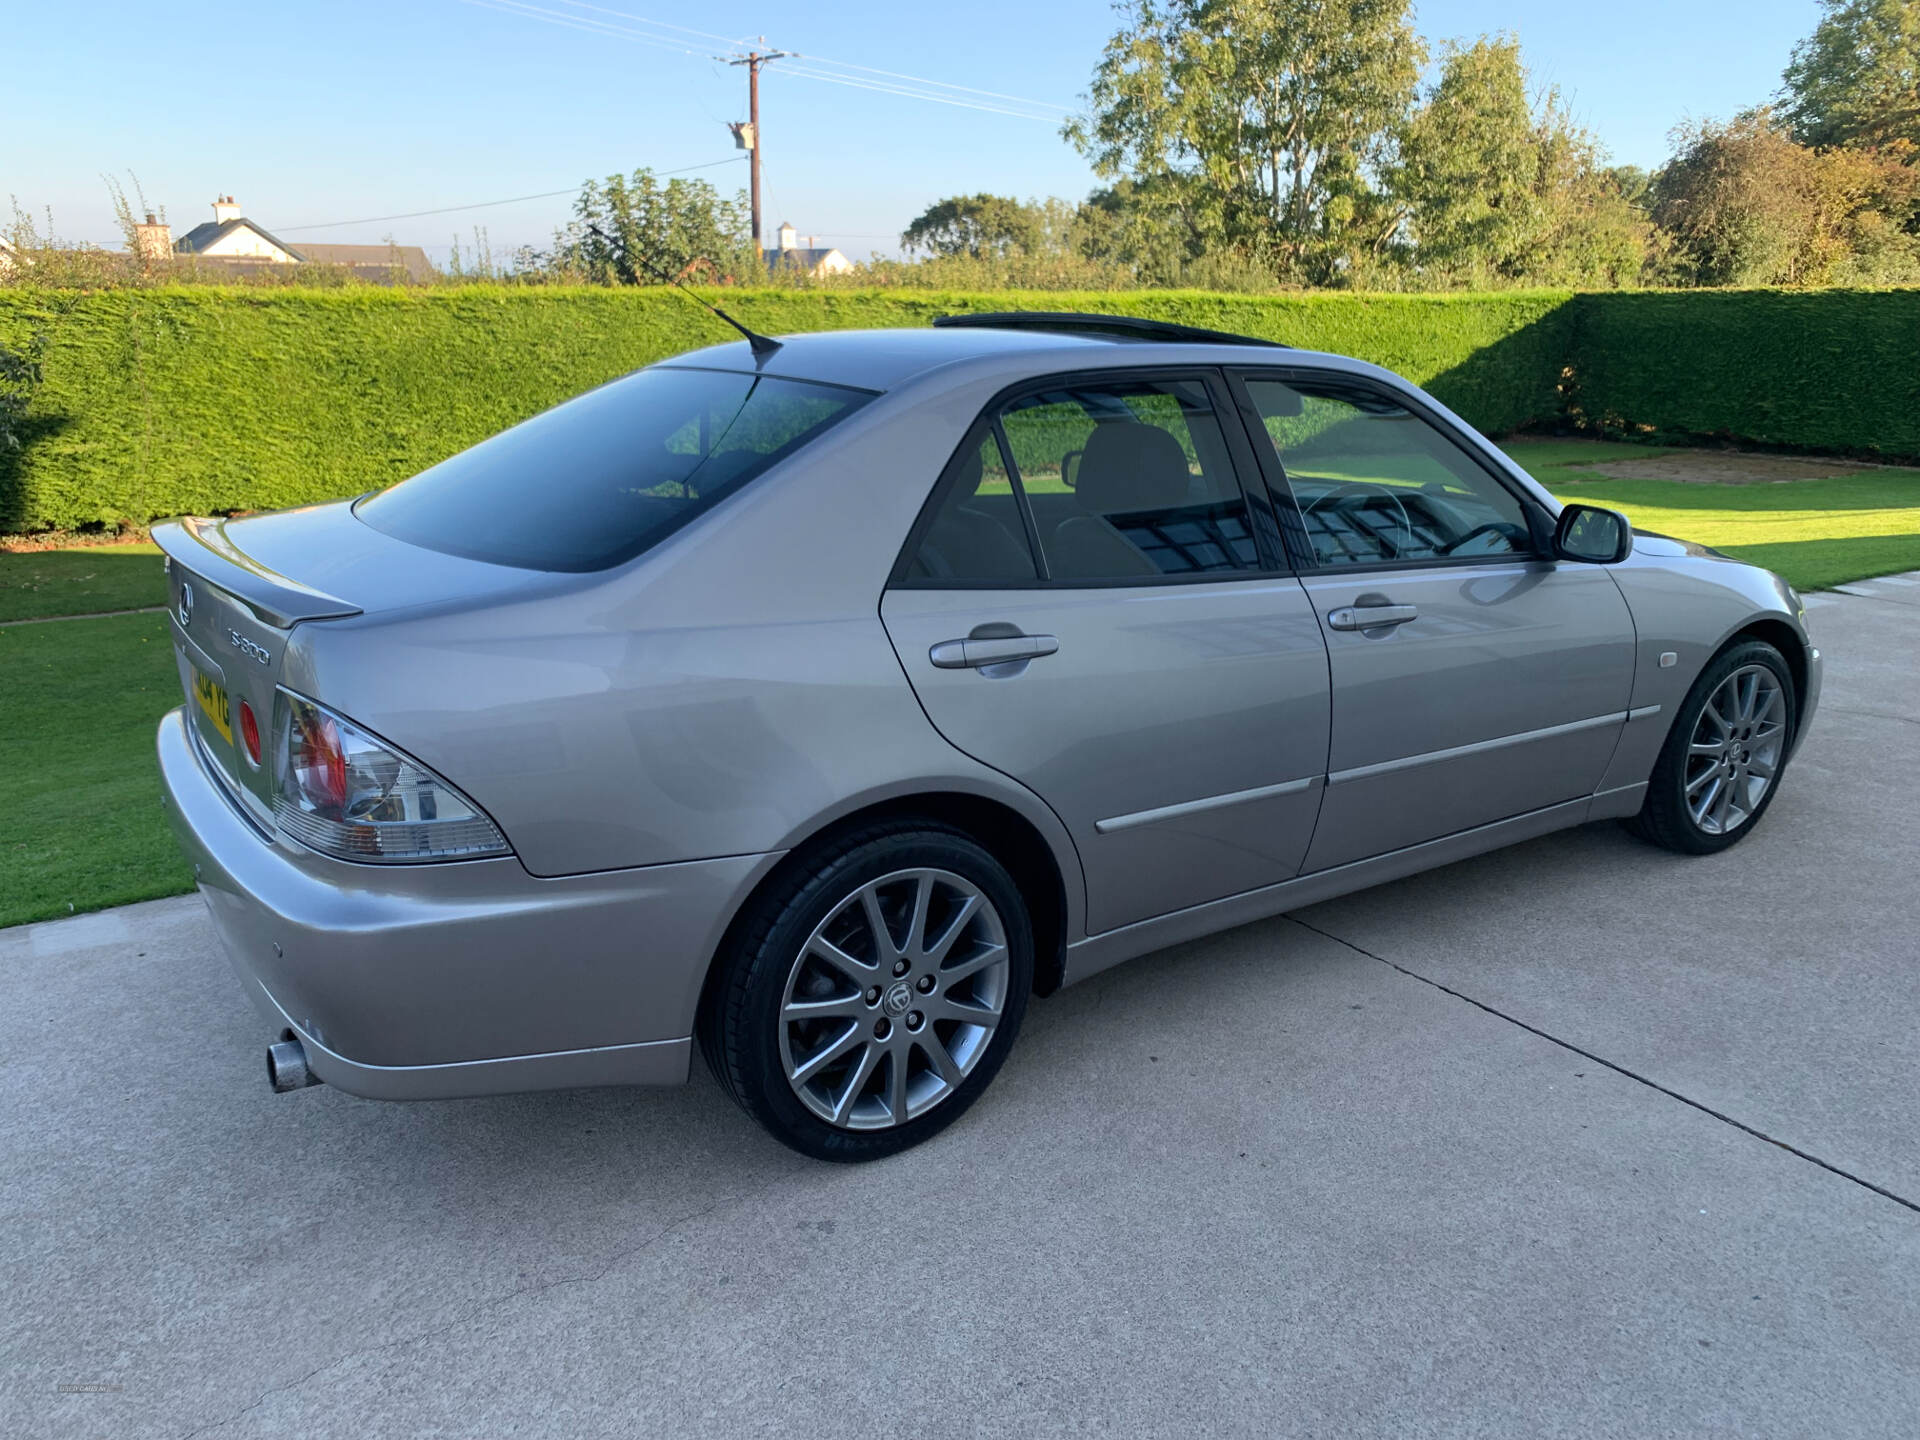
[902,434,1038,582]
[999,378,1261,582]
[1243,378,1533,569]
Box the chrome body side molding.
[1094,775,1321,835]
[1327,711,1630,787]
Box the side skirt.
[1062,786,1646,987]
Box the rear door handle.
[929,634,1060,669]
[1327,603,1418,632]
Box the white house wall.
[200,228,299,262]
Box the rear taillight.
[270,692,509,863]
[238,699,262,766]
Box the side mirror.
[1554,504,1632,564]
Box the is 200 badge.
[228,630,272,666]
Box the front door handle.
[929,633,1060,669]
[1327,603,1418,632]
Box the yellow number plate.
[191,667,232,744]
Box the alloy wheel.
[778,868,1010,1130]
[1684,663,1787,837]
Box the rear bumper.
[157,709,777,1098]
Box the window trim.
[1224,366,1553,578]
[888,365,1293,591]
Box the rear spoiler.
[152,516,362,627]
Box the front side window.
[357,367,871,572]
[997,377,1260,582]
[1243,377,1532,569]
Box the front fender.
[1596,549,1818,790]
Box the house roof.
[764,246,846,268]
[175,217,305,259]
[172,220,435,281]
[295,243,436,282]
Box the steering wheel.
[1436,520,1524,557]
[1301,482,1415,561]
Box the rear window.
[355,366,873,571]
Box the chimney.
[134,212,173,261]
[212,195,242,224]
[776,221,796,252]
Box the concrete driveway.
[5,577,1919,1439]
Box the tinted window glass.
[905,434,1038,582]
[999,378,1259,582]
[1245,378,1532,568]
[357,367,870,572]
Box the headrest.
[1077,421,1192,515]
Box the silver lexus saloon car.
[156,312,1820,1161]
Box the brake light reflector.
[271,692,509,863]
[238,699,262,765]
[285,701,346,811]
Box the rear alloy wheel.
[780,868,1011,1130]
[1629,639,1795,855]
[702,824,1033,1161]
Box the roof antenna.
[586,223,781,357]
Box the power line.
[545,0,752,47]
[460,0,1071,121]
[779,54,1072,114]
[547,0,1073,113]
[276,157,745,233]
[772,63,1063,122]
[458,0,709,58]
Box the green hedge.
[1567,289,1920,457]
[0,287,1573,533]
[5,283,1916,535]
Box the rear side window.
[357,367,872,571]
[1001,377,1259,582]
[904,434,1039,582]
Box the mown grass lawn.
[3,445,1918,930]
[0,543,167,622]
[0,612,191,928]
[1501,440,1920,591]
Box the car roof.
[660,323,1360,394]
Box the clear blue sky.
[10,0,1821,264]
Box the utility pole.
[725,47,788,250]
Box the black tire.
[699,820,1034,1162]
[1627,638,1797,855]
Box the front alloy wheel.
[702,823,1033,1161]
[1630,637,1796,855]
[1681,664,1788,837]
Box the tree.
[552,168,761,284]
[1521,109,1655,287]
[1393,37,1649,286]
[1653,110,1920,284]
[901,194,1055,259]
[1394,37,1540,278]
[1071,179,1198,284]
[1781,0,1920,149]
[1067,0,1423,283]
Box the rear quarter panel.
[288,375,1088,934]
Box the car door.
[1231,369,1638,873]
[881,369,1331,936]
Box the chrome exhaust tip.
[267,1036,321,1092]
